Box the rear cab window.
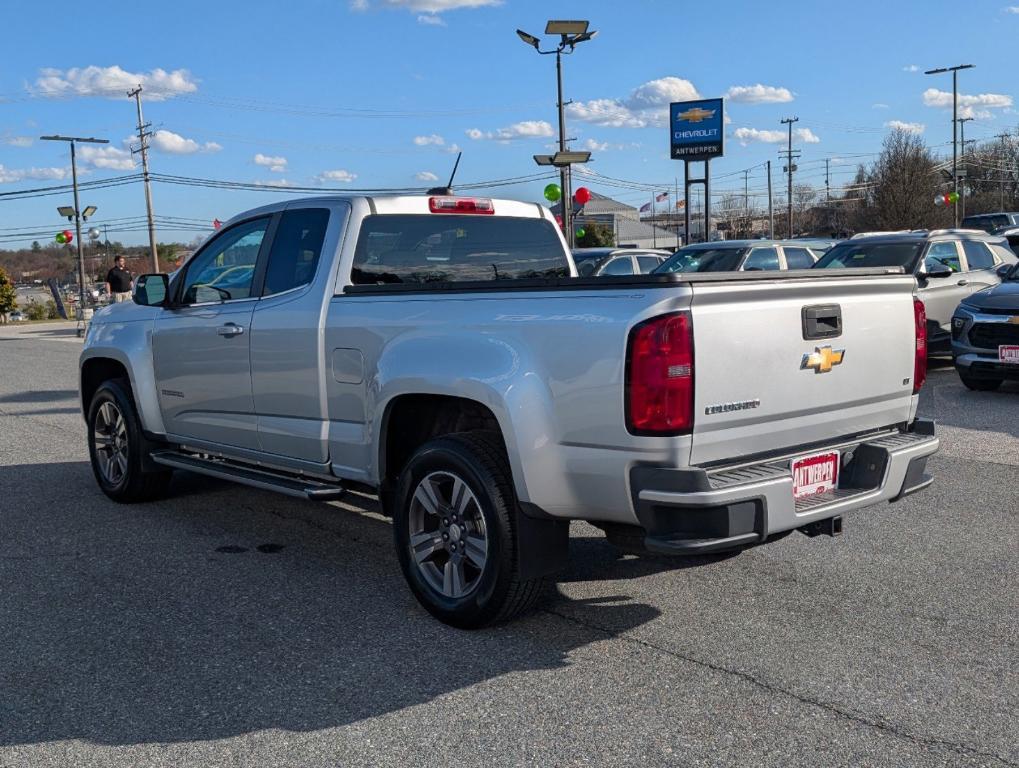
[351,215,569,284]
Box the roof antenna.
[426,151,461,195]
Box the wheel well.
[380,394,505,488]
[80,358,129,414]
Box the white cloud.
[445,142,462,154]
[903,64,920,72]
[466,120,554,141]
[2,136,33,147]
[79,145,134,171]
[316,169,358,183]
[417,13,446,24]
[567,76,700,128]
[922,88,1013,110]
[150,129,221,155]
[32,65,198,101]
[353,0,500,12]
[254,153,288,172]
[886,120,925,134]
[0,164,71,183]
[724,84,793,104]
[1005,6,1019,12]
[872,103,890,109]
[413,134,445,146]
[733,127,820,146]
[959,106,993,120]
[583,138,610,151]
[415,171,439,181]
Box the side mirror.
[996,263,1015,279]
[133,273,169,307]
[921,265,953,281]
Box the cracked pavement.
[1,323,1017,767]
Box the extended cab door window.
[180,218,269,304]
[261,208,330,296]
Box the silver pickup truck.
[80,194,939,628]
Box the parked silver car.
[814,229,1018,353]
[572,247,671,277]
[655,240,824,274]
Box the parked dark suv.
[951,261,1019,390]
[960,212,1019,234]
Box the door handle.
[956,279,968,286]
[217,323,245,337]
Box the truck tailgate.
[688,274,918,465]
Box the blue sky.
[2,0,1017,246]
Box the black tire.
[957,368,1003,392]
[392,431,543,629]
[87,378,172,503]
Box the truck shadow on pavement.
[0,460,662,747]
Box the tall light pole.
[40,135,108,312]
[925,64,974,227]
[956,116,973,221]
[516,20,597,248]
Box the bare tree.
[870,129,950,230]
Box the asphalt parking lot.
[1,322,1016,768]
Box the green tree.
[31,241,41,252]
[0,266,17,317]
[576,221,615,248]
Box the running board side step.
[150,450,346,501]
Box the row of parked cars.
[575,224,1019,391]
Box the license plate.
[1000,345,1019,365]
[791,451,840,500]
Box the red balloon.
[574,187,592,205]
[62,230,74,243]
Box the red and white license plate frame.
[791,450,840,500]
[999,345,1019,365]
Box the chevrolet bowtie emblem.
[677,107,715,123]
[801,346,845,374]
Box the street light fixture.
[516,19,598,248]
[57,206,76,220]
[924,63,974,227]
[82,205,97,220]
[40,134,109,313]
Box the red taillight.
[428,196,495,214]
[626,312,694,435]
[913,298,927,393]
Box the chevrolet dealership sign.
[670,98,724,161]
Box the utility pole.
[767,160,774,239]
[40,135,108,315]
[780,117,800,237]
[743,168,750,236]
[995,133,1012,211]
[924,64,974,227]
[128,85,160,273]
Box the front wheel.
[957,368,1003,392]
[87,379,172,503]
[392,432,543,629]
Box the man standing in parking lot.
[104,256,133,303]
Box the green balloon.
[544,183,562,202]
[575,228,586,238]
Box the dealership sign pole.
[671,99,724,244]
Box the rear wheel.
[87,379,172,502]
[392,432,543,629]
[957,368,1003,391]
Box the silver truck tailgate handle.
[217,324,245,337]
